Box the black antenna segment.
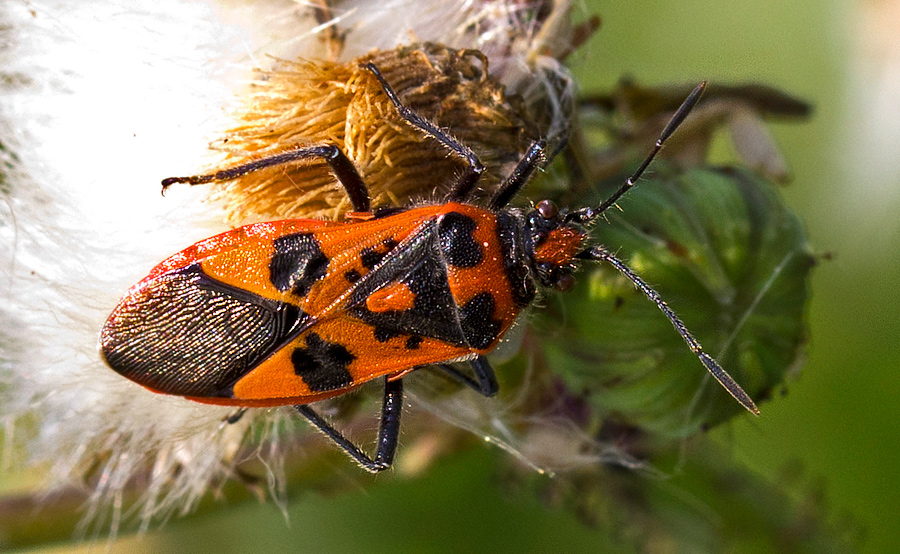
[567,81,707,224]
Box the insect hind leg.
[294,376,403,472]
[161,144,371,212]
[435,355,499,397]
[361,62,485,202]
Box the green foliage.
[538,166,811,439]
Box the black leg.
[361,63,485,202]
[294,376,403,472]
[488,133,570,209]
[489,140,547,209]
[161,144,371,213]
[435,355,499,397]
[225,408,247,424]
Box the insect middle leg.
[161,144,371,212]
[361,63,485,202]
[294,376,403,472]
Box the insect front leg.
[361,63,485,202]
[161,144,371,212]
[294,376,403,472]
[489,140,548,210]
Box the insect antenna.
[575,246,760,415]
[566,81,707,224]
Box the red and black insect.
[101,64,758,472]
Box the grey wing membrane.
[100,263,309,398]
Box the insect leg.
[294,376,403,472]
[225,408,247,424]
[361,63,485,202]
[435,355,499,397]
[489,140,547,209]
[161,144,371,212]
[577,246,760,415]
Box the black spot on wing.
[459,292,502,349]
[360,247,382,270]
[405,336,422,350]
[360,237,399,270]
[292,332,355,392]
[438,212,482,268]
[344,269,361,283]
[269,233,329,297]
[374,326,401,342]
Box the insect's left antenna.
[567,81,707,224]
[576,245,760,415]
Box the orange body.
[101,203,536,407]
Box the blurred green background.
[29,0,900,552]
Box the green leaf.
[535,166,812,439]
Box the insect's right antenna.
[574,245,760,415]
[566,81,707,224]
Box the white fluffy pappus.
[0,0,581,533]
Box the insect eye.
[537,199,558,219]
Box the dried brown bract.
[209,43,541,222]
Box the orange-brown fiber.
[210,43,539,223]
